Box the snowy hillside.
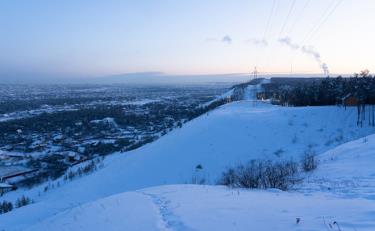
[1,99,375,230]
[22,134,375,231]
[301,134,375,199]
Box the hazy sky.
[0,0,374,82]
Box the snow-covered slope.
[242,78,270,100]
[301,134,375,199]
[25,184,375,231]
[1,101,374,230]
[23,133,375,231]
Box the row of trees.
[267,70,375,127]
[0,196,32,215]
[277,71,374,105]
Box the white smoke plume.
[205,37,218,42]
[206,35,232,44]
[278,36,329,76]
[278,37,299,50]
[301,46,329,76]
[221,35,232,44]
[247,38,268,47]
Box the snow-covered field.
[1,99,375,230]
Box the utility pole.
[290,64,293,75]
[252,66,258,80]
[324,69,329,77]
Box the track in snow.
[140,191,196,231]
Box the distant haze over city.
[1,0,374,83]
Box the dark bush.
[0,201,13,214]
[219,168,237,186]
[15,196,32,208]
[219,159,300,191]
[301,150,318,172]
[63,158,103,181]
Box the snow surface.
[125,99,160,105]
[242,78,270,100]
[301,134,375,200]
[1,99,375,230]
[24,185,375,231]
[200,88,234,107]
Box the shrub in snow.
[273,148,284,157]
[63,158,103,182]
[296,218,301,224]
[219,168,237,186]
[291,134,298,144]
[301,150,318,172]
[0,201,13,214]
[195,164,203,170]
[219,160,299,191]
[15,195,32,208]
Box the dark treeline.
[262,70,375,127]
[278,73,375,106]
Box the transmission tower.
[252,66,258,80]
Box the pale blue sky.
[0,0,374,82]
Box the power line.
[303,0,343,44]
[279,0,297,37]
[285,0,312,73]
[290,0,342,68]
[286,0,311,36]
[300,0,343,46]
[300,0,336,45]
[255,0,278,74]
[263,0,276,40]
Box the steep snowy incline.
[24,185,375,231]
[1,101,374,230]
